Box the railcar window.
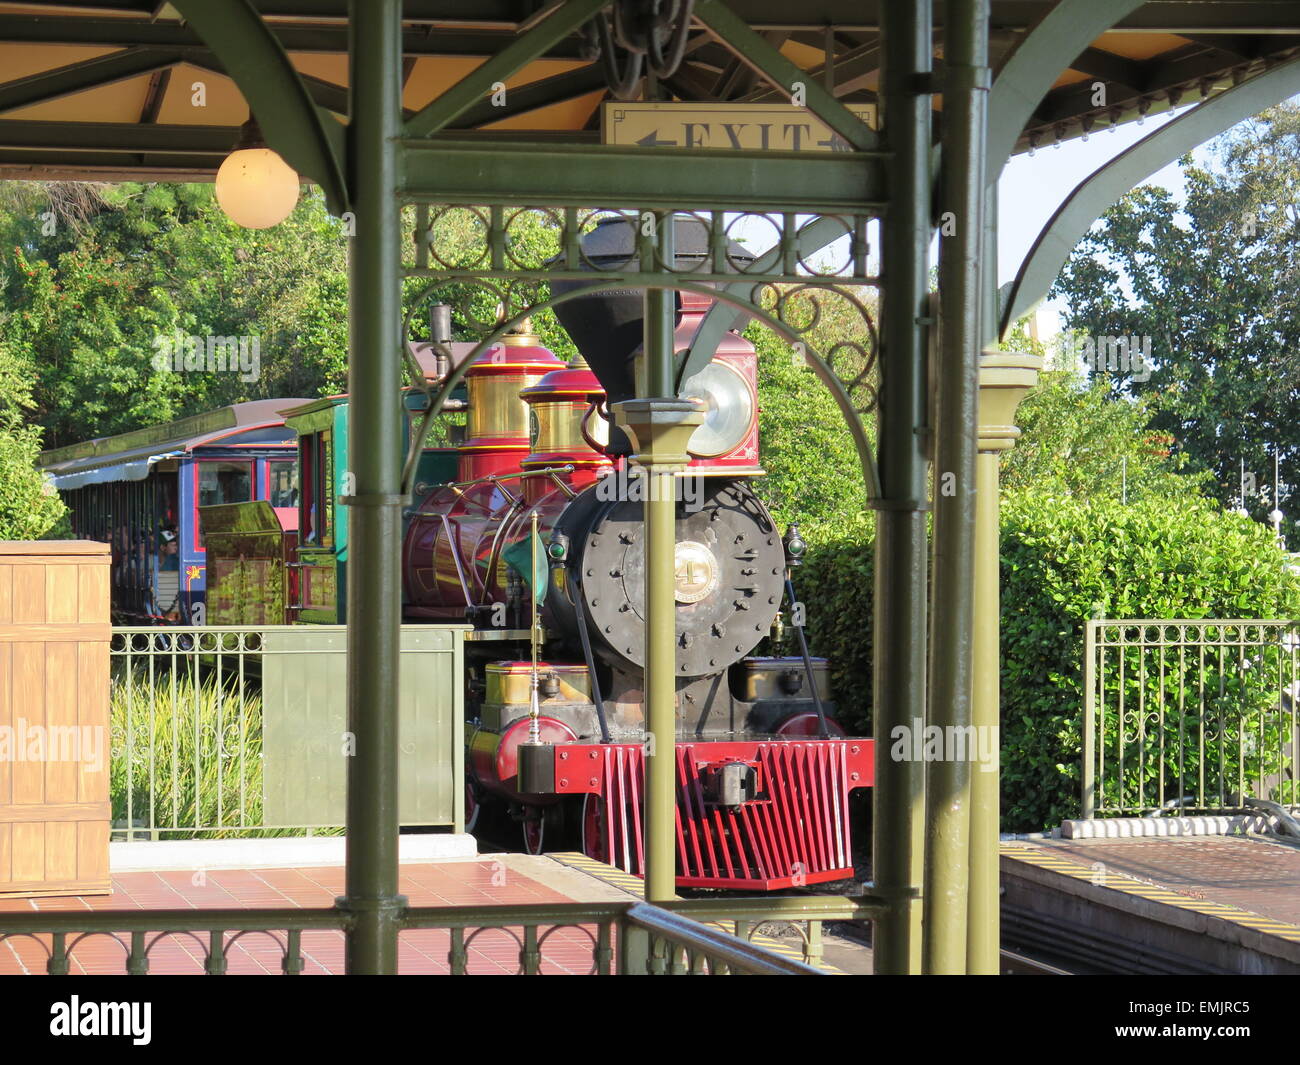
[197,460,252,549]
[299,432,331,545]
[199,461,253,507]
[269,460,298,508]
[321,431,333,544]
[300,434,316,542]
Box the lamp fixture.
[214,117,299,229]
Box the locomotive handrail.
[482,494,525,612]
[548,470,578,500]
[571,570,613,744]
[436,512,475,606]
[408,464,577,500]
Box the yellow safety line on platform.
[1001,843,1300,943]
[549,852,849,973]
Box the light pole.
[1270,446,1285,547]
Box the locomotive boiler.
[402,217,874,889]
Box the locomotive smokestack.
[550,215,754,454]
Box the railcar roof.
[38,398,307,485]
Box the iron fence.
[1083,620,1300,817]
[0,897,883,974]
[110,625,464,838]
[112,627,269,839]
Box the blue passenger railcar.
[38,400,305,624]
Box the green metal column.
[645,220,675,397]
[642,220,677,904]
[967,132,1005,975]
[341,0,406,974]
[924,0,990,974]
[643,452,680,903]
[872,0,932,975]
[619,214,702,901]
[969,351,1041,974]
[613,389,703,904]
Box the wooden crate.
[0,542,111,897]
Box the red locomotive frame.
[551,738,872,889]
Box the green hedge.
[797,515,875,737]
[1000,492,1300,829]
[748,323,869,531]
[796,493,1300,831]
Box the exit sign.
[602,102,876,152]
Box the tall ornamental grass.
[109,667,275,839]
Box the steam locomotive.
[207,218,874,890]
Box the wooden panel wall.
[0,541,111,897]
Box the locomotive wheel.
[521,805,558,855]
[520,806,572,853]
[581,794,609,865]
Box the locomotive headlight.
[678,361,754,457]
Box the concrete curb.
[1060,815,1272,839]
[110,833,478,873]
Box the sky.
[996,109,1192,338]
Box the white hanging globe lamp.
[215,117,300,229]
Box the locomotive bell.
[550,215,755,454]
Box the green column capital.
[978,348,1041,453]
[612,398,705,468]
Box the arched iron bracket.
[999,51,1300,338]
[171,0,349,215]
[984,0,1146,186]
[687,2,1143,370]
[403,278,880,506]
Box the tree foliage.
[0,183,352,449]
[1000,491,1300,830]
[1003,368,1210,502]
[747,320,870,532]
[796,492,1300,830]
[0,340,64,539]
[1051,103,1300,539]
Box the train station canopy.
[6,0,1300,979]
[1,2,1299,182]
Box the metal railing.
[1083,620,1300,817]
[110,625,463,838]
[112,628,273,839]
[0,897,881,975]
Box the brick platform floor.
[0,856,629,975]
[1038,835,1300,926]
